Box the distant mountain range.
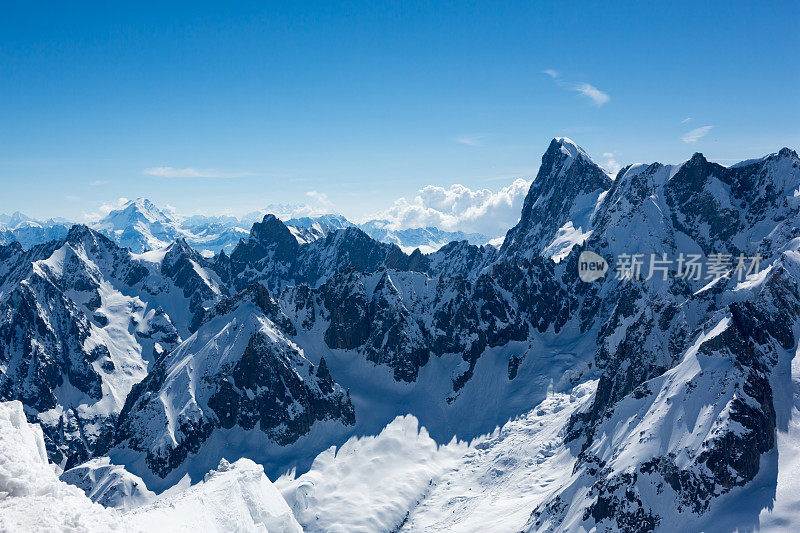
[0,200,493,256]
[0,211,71,249]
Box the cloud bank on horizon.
[73,178,534,238]
[372,179,532,237]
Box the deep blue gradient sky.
[1,1,798,221]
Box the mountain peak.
[66,224,96,241]
[500,139,611,260]
[130,197,155,207]
[165,237,198,258]
[207,282,271,317]
[7,211,37,228]
[549,137,592,162]
[118,198,172,221]
[98,198,174,229]
[65,224,112,249]
[248,214,299,260]
[251,214,291,239]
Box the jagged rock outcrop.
[501,138,612,261]
[0,227,219,468]
[113,283,355,481]
[526,145,800,531]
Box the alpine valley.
[2,138,800,532]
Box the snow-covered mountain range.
[3,138,800,531]
[0,212,71,249]
[0,200,493,256]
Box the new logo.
[578,251,608,282]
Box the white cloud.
[681,117,693,124]
[601,152,621,175]
[681,125,713,143]
[82,212,102,223]
[544,71,610,107]
[455,135,484,147]
[143,167,246,179]
[306,190,334,209]
[375,179,532,237]
[572,83,610,106]
[99,197,130,216]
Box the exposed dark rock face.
[430,273,527,393]
[0,227,205,467]
[520,144,800,531]
[492,258,574,334]
[297,227,420,283]
[0,275,110,468]
[219,216,429,294]
[361,272,430,382]
[321,268,372,351]
[283,266,528,388]
[426,240,495,280]
[161,239,224,324]
[0,279,103,411]
[114,284,355,479]
[250,214,301,261]
[664,154,742,255]
[555,295,789,529]
[210,332,355,444]
[501,138,612,261]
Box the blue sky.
[1,1,798,223]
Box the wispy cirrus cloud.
[143,167,248,179]
[90,180,110,186]
[571,83,610,106]
[681,125,713,143]
[681,117,693,124]
[455,135,484,147]
[543,69,610,107]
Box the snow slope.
[124,458,302,533]
[403,382,597,532]
[61,457,156,509]
[277,415,467,532]
[753,344,800,532]
[0,400,121,531]
[273,382,597,533]
[0,400,302,533]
